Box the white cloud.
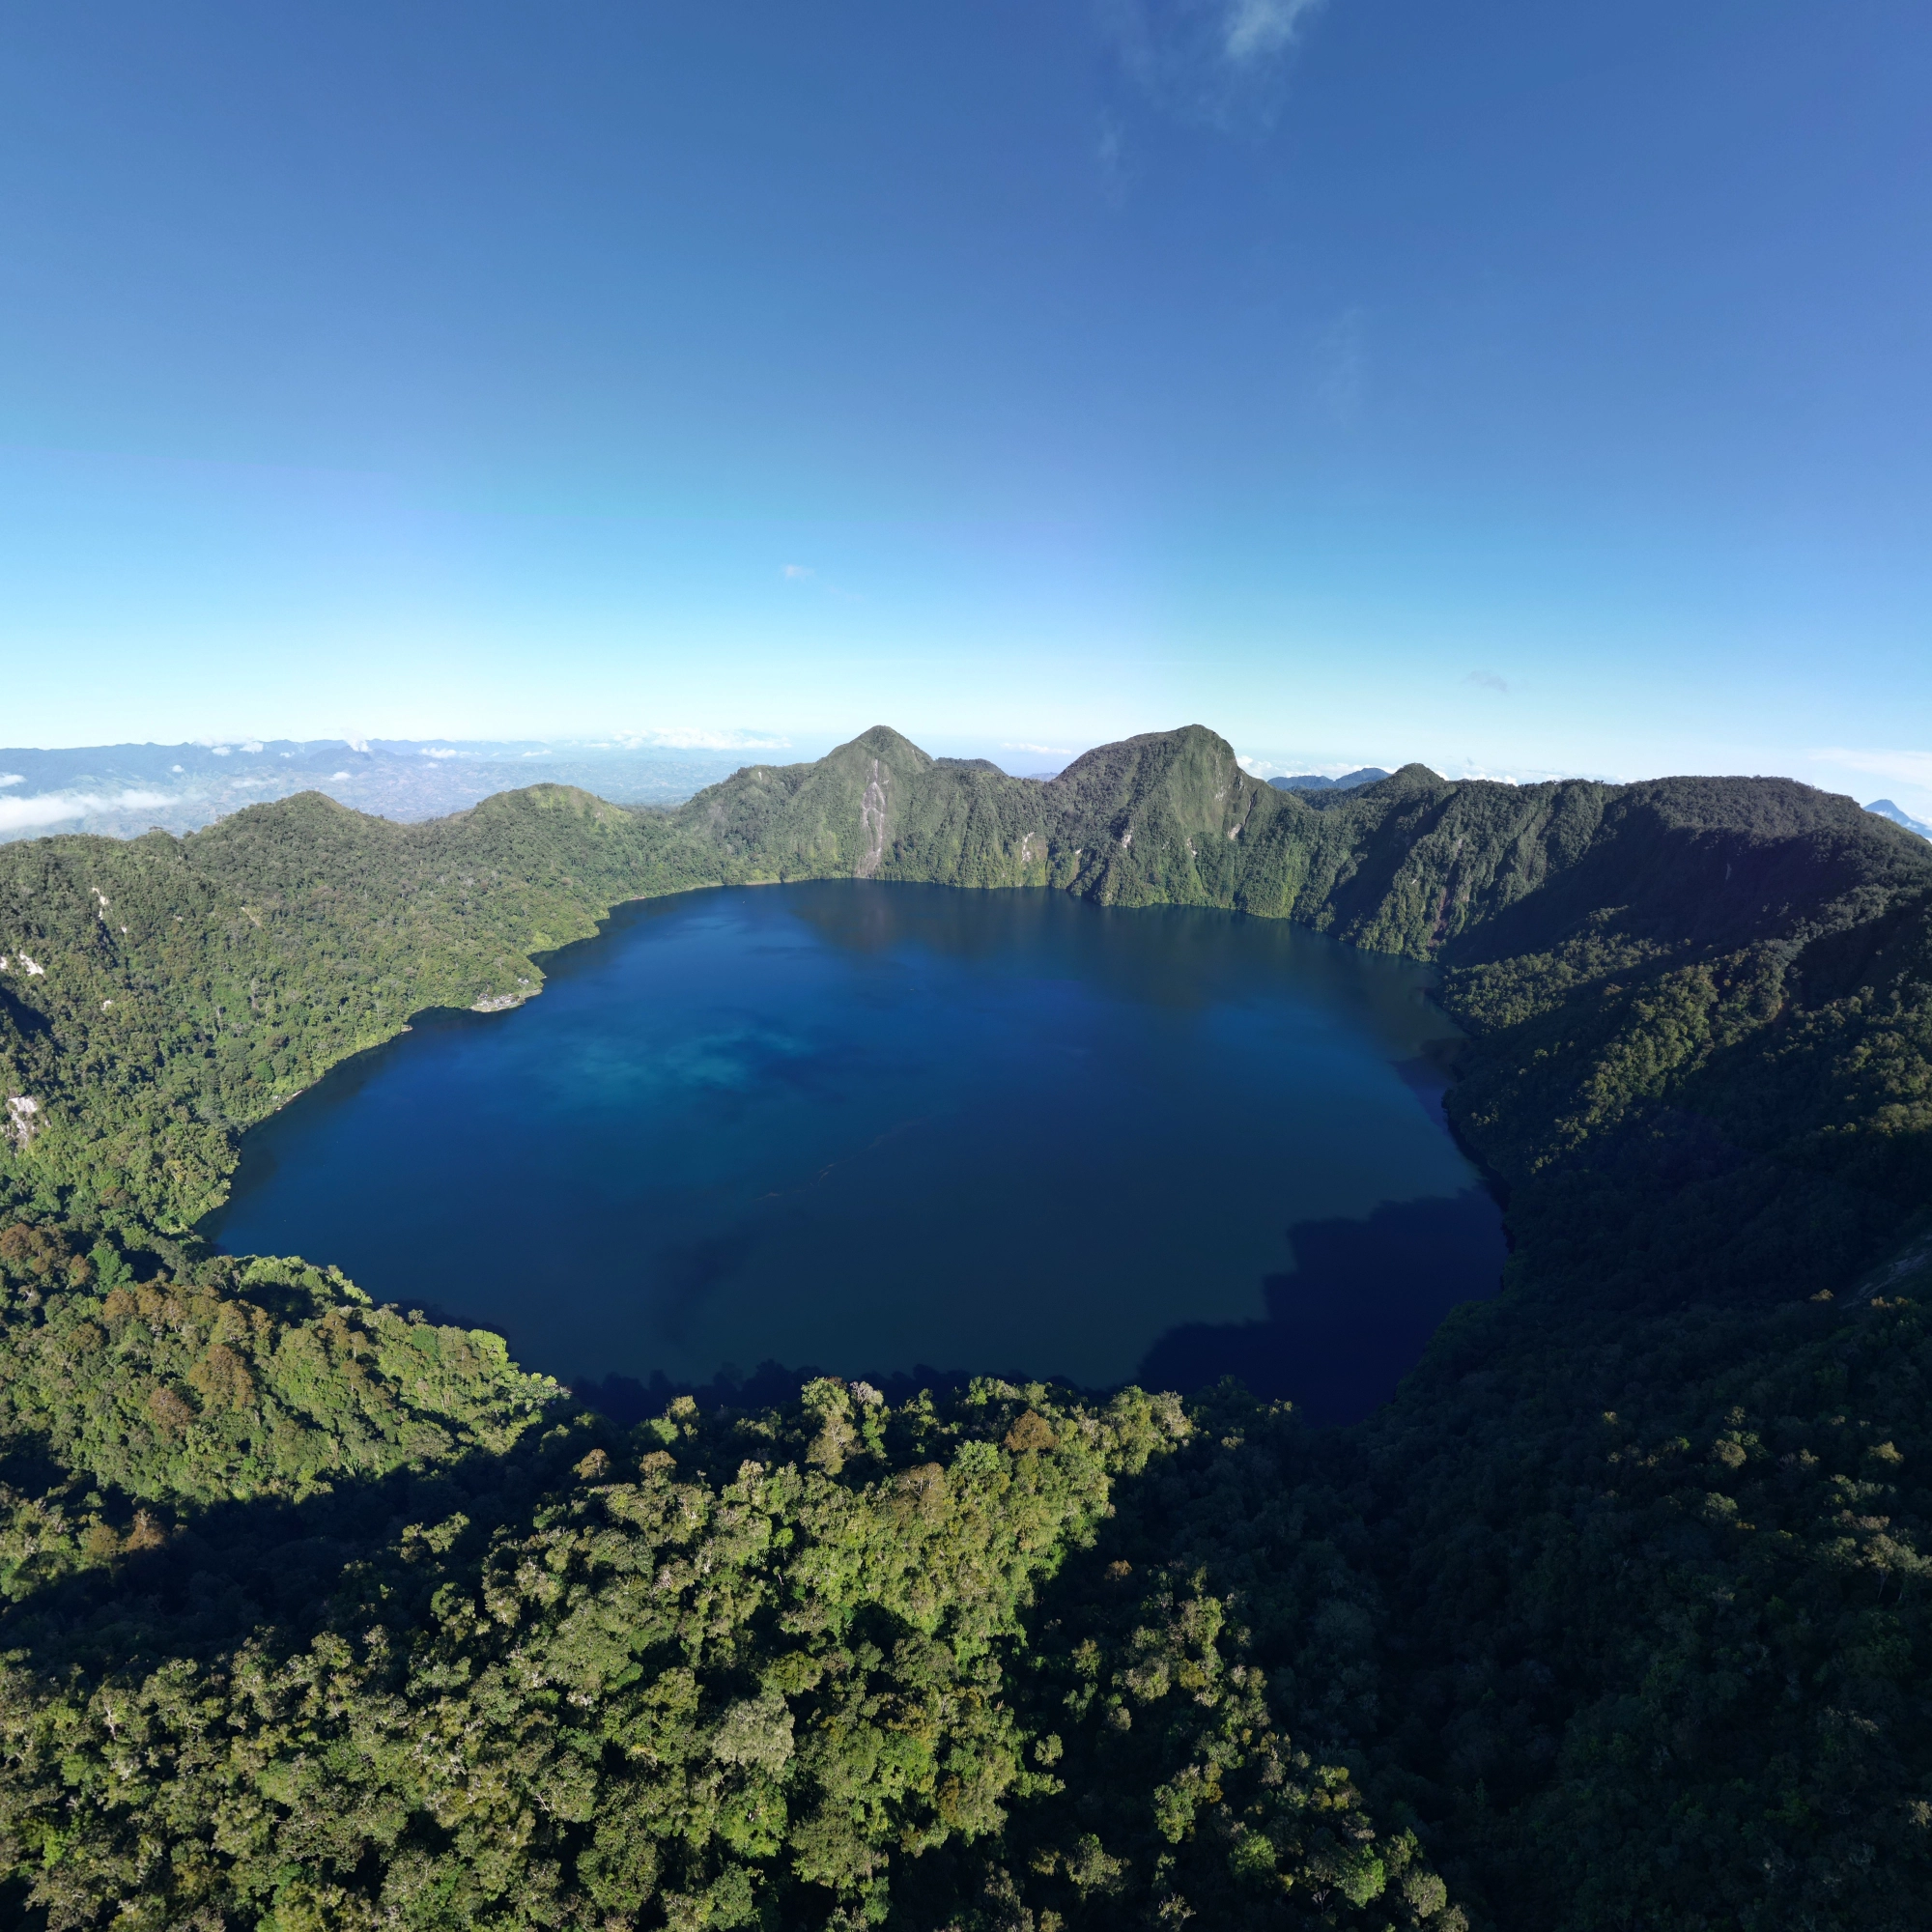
[781,560,863,599]
[1222,0,1323,64]
[420,747,460,759]
[0,775,21,787]
[210,745,232,756]
[170,764,185,773]
[1813,747,1932,792]
[0,789,175,833]
[1447,766,1595,786]
[330,771,351,781]
[1003,741,1076,757]
[628,727,790,751]
[240,740,264,753]
[1102,0,1328,125]
[1237,754,1376,780]
[346,737,370,753]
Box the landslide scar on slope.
[857,758,890,877]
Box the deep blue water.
[206,883,1504,1422]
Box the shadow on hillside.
[1136,1188,1508,1425]
[0,1442,557,1682]
[0,1377,1339,1932]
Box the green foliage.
[0,1226,562,1617]
[1342,1273,1932,1929]
[3,723,1932,1926]
[5,1308,1414,1930]
[0,785,711,1229]
[982,1382,1463,1932]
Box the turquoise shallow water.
[206,882,1503,1420]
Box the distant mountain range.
[1266,766,1392,792]
[1867,797,1932,838]
[0,738,753,842]
[9,741,1924,854]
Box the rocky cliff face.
[665,724,1932,1340]
[670,724,1932,965]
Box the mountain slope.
[673,724,1932,1316]
[4,724,1932,1928]
[0,785,708,1227]
[1869,797,1932,838]
[675,724,1932,961]
[9,720,1929,1249]
[1268,766,1392,791]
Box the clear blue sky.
[4,2,1929,806]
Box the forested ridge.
[1,724,1929,1929]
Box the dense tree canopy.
[1,724,1929,1927]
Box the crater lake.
[204,882,1505,1422]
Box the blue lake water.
[205,883,1505,1422]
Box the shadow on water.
[1136,1188,1509,1425]
[573,1186,1505,1431]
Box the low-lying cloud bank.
[0,789,176,834]
[0,738,765,843]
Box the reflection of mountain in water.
[1139,1188,1507,1424]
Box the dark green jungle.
[2,724,1930,1932]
